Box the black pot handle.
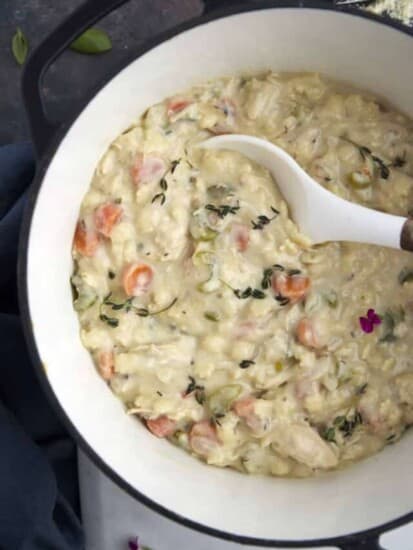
[22,0,131,159]
[337,533,385,550]
[203,0,251,11]
[23,0,249,159]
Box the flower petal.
[360,316,373,333]
[372,313,382,326]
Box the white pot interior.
[26,7,413,543]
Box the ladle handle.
[401,218,413,251]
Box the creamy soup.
[71,73,413,477]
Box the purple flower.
[359,308,381,334]
[128,538,139,550]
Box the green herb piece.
[152,192,166,205]
[11,28,29,66]
[324,289,338,308]
[379,308,405,343]
[287,268,301,276]
[135,308,150,317]
[251,207,279,230]
[103,293,176,317]
[344,137,391,183]
[251,288,266,299]
[204,311,219,322]
[386,434,396,443]
[333,416,347,427]
[398,267,413,285]
[195,389,206,405]
[322,427,336,443]
[333,411,362,438]
[147,297,178,316]
[74,290,97,312]
[170,159,180,173]
[208,384,242,417]
[391,154,406,168]
[205,203,240,219]
[211,413,226,427]
[274,294,290,306]
[184,376,204,397]
[372,155,390,180]
[234,287,265,300]
[99,313,119,327]
[261,268,274,290]
[356,383,368,395]
[114,197,122,204]
[234,286,252,299]
[239,359,255,369]
[103,293,133,312]
[70,28,112,55]
[274,362,283,372]
[159,178,168,191]
[260,264,285,290]
[108,270,116,280]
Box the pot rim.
[18,2,413,546]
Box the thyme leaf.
[234,286,252,299]
[204,311,219,322]
[391,154,406,168]
[102,294,176,318]
[251,206,279,230]
[322,427,336,443]
[239,359,255,369]
[371,155,390,180]
[152,192,166,205]
[261,268,274,289]
[205,203,240,219]
[274,294,290,306]
[99,313,119,327]
[333,412,363,438]
[184,376,204,396]
[251,289,266,299]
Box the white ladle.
[202,134,413,251]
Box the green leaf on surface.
[70,28,112,55]
[12,28,29,65]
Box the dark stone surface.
[0,0,203,145]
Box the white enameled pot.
[20,1,413,548]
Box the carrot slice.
[146,416,176,438]
[189,421,219,456]
[122,262,154,297]
[73,220,99,257]
[94,203,123,237]
[233,397,256,418]
[233,397,262,431]
[97,350,114,381]
[167,98,191,118]
[272,273,310,303]
[130,153,165,186]
[296,318,321,349]
[232,223,250,252]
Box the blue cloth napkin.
[0,144,84,550]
